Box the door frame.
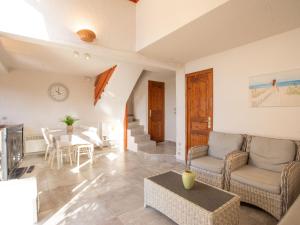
[124,104,128,151]
[148,80,165,142]
[185,68,213,159]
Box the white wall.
[136,0,228,50]
[132,71,176,142]
[95,63,143,148]
[165,76,176,141]
[176,28,300,160]
[127,93,134,116]
[0,63,146,151]
[0,70,98,136]
[176,68,186,159]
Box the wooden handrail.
[94,65,117,105]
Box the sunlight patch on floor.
[42,173,104,225]
[70,158,93,174]
[106,152,119,161]
[72,180,87,193]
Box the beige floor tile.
[20,143,277,225]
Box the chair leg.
[72,146,76,161]
[60,148,64,168]
[90,145,94,165]
[57,149,61,169]
[48,151,53,165]
[50,151,55,169]
[44,145,49,160]
[77,148,80,168]
[68,146,73,166]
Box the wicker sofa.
[226,135,300,220]
[189,131,244,189]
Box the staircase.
[127,115,156,152]
[94,65,117,105]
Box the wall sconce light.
[77,29,96,42]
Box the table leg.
[68,146,73,166]
[57,149,61,169]
[90,145,94,165]
[77,147,80,168]
[50,151,55,169]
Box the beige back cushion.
[248,136,296,172]
[208,131,244,159]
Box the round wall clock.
[48,83,69,102]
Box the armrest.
[224,151,249,190]
[281,161,300,215]
[188,145,209,160]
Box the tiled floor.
[139,141,176,155]
[21,147,277,225]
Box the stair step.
[128,116,135,122]
[128,126,144,135]
[137,140,156,151]
[128,121,140,129]
[128,125,144,131]
[133,134,150,143]
[126,115,156,152]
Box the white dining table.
[48,127,101,169]
[49,127,101,146]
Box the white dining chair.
[41,128,53,160]
[75,144,94,168]
[48,135,73,169]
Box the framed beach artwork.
[249,69,300,107]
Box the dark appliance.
[0,124,24,180]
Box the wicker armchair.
[226,136,300,220]
[189,131,244,189]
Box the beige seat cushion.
[208,131,244,160]
[248,136,296,172]
[191,156,224,174]
[231,165,281,194]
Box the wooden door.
[148,80,165,142]
[186,69,213,157]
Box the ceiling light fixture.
[77,29,96,42]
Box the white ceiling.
[139,0,300,64]
[0,0,136,51]
[0,37,115,76]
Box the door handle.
[208,116,211,129]
[149,109,152,117]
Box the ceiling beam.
[0,31,181,72]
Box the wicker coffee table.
[144,171,240,225]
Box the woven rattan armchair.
[226,136,300,220]
[188,131,244,189]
